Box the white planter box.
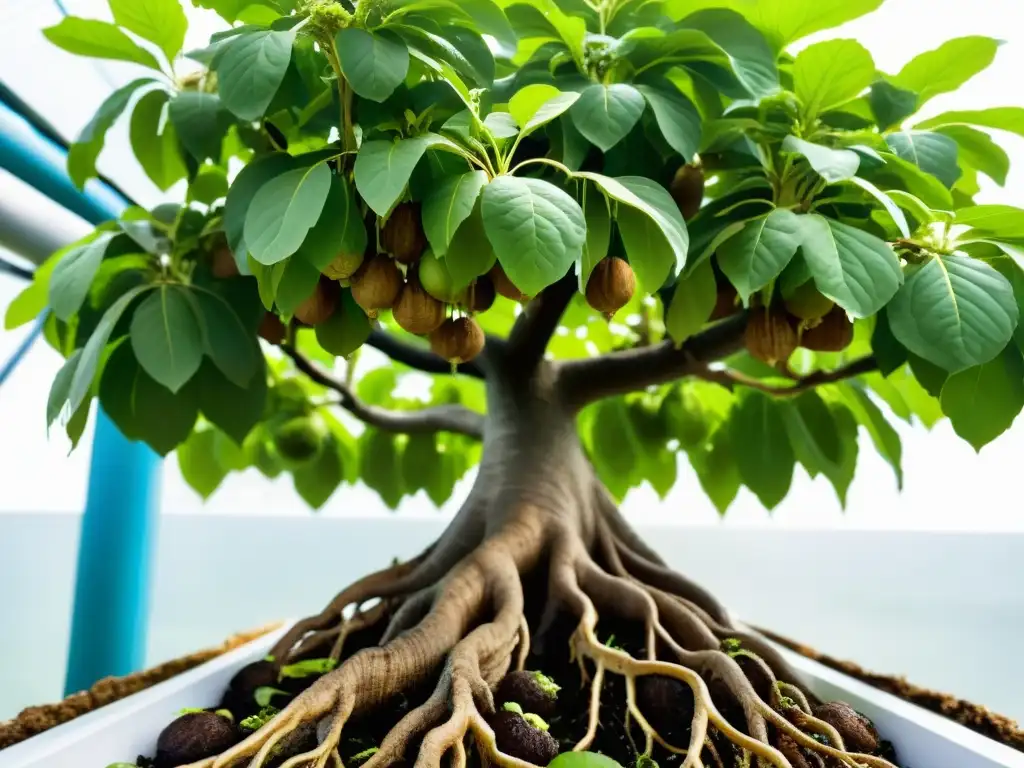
[2,624,1021,768]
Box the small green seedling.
[531,671,561,696]
[279,658,338,679]
[502,701,550,732]
[351,747,380,764]
[254,686,289,707]
[240,706,281,732]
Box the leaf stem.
[510,157,574,178]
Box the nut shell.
[393,277,446,335]
[490,263,529,303]
[381,202,427,265]
[323,249,365,281]
[745,307,798,366]
[155,712,238,768]
[586,257,636,317]
[258,313,286,345]
[429,317,485,363]
[813,701,880,753]
[800,306,854,352]
[670,163,705,221]
[294,278,339,326]
[351,254,403,316]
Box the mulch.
[2,621,1021,755]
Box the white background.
[0,0,1023,727]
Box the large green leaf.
[793,39,874,118]
[781,391,841,482]
[293,438,344,509]
[402,433,442,495]
[68,78,156,190]
[244,163,333,265]
[316,291,371,357]
[224,152,296,260]
[728,391,794,509]
[360,430,405,510]
[446,205,497,289]
[168,92,232,163]
[54,286,150,425]
[887,254,1018,372]
[798,215,903,318]
[570,84,646,153]
[100,341,199,456]
[885,131,961,189]
[509,87,581,140]
[109,0,188,61]
[197,359,267,444]
[937,125,1009,186]
[679,9,780,99]
[177,430,230,500]
[689,425,741,516]
[781,136,860,184]
[955,205,1024,239]
[422,170,488,256]
[129,90,188,192]
[48,233,115,322]
[577,174,689,290]
[480,176,585,296]
[505,0,586,67]
[130,285,204,393]
[336,28,410,103]
[296,175,368,270]
[717,208,802,301]
[6,248,61,330]
[873,152,954,209]
[868,80,918,131]
[43,17,162,70]
[665,258,716,345]
[635,83,701,161]
[355,134,461,216]
[275,257,321,317]
[840,383,902,487]
[915,107,1024,137]
[891,36,999,107]
[940,346,1024,451]
[193,289,259,387]
[579,192,611,291]
[848,177,911,239]
[214,28,297,121]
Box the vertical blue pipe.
[0,100,162,693]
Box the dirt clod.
[586,257,636,317]
[813,701,880,754]
[489,710,560,765]
[774,733,816,768]
[495,670,559,720]
[381,202,427,265]
[154,712,239,768]
[351,254,403,316]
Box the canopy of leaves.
[17,0,1023,515]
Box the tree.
[9,0,1024,765]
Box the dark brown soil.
[757,627,1024,754]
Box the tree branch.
[558,313,751,409]
[282,346,485,439]
[366,328,487,379]
[504,270,577,370]
[693,356,880,396]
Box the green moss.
[240,706,280,732]
[501,701,550,732]
[530,670,561,696]
[351,747,380,764]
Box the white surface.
[2,622,1022,768]
[0,514,1021,727]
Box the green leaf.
[939,346,1024,451]
[579,192,611,291]
[482,111,519,140]
[826,403,859,507]
[48,233,115,322]
[577,174,689,289]
[245,163,332,265]
[955,205,1024,239]
[840,383,902,487]
[868,80,919,131]
[935,126,1008,188]
[570,84,646,153]
[635,83,701,161]
[848,177,911,239]
[874,152,953,209]
[402,433,440,494]
[316,291,371,357]
[781,136,859,183]
[294,438,344,509]
[793,39,874,118]
[515,90,581,140]
[189,165,229,205]
[508,84,559,126]
[480,176,585,296]
[193,289,258,387]
[295,174,367,271]
[169,92,232,163]
[446,205,497,290]
[68,78,156,190]
[688,425,740,516]
[355,134,461,217]
[130,285,204,393]
[797,215,903,318]
[275,257,321,317]
[680,9,780,100]
[887,254,1018,372]
[197,358,267,444]
[5,259,53,330]
[781,392,841,481]
[214,28,297,121]
[872,309,908,376]
[100,341,199,456]
[422,170,488,256]
[891,36,999,107]
[885,132,961,189]
[130,90,188,192]
[915,107,1024,137]
[109,0,188,61]
[360,430,405,510]
[336,28,410,103]
[717,208,802,301]
[665,258,716,345]
[728,391,794,510]
[178,430,230,500]
[43,17,162,70]
[588,399,641,494]
[225,152,296,259]
[51,286,150,426]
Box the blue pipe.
[0,99,162,694]
[0,316,45,389]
